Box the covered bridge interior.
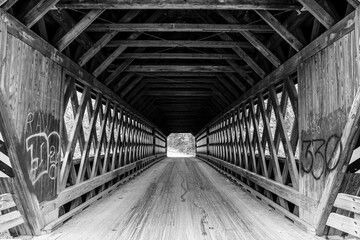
[0,0,360,239]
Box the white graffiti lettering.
[26,131,60,185]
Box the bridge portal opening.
[167,133,195,157]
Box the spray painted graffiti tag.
[301,134,342,179]
[26,131,60,185]
[25,112,60,186]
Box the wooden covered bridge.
[0,0,360,239]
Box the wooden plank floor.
[33,157,323,240]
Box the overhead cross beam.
[55,9,105,51]
[22,0,60,28]
[196,11,265,79]
[217,10,281,67]
[124,65,237,73]
[255,10,304,52]
[77,10,141,67]
[86,23,274,33]
[92,11,163,78]
[105,40,253,49]
[56,0,302,10]
[117,53,242,60]
[296,0,336,29]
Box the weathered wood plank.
[333,193,360,214]
[22,0,60,28]
[314,10,360,234]
[0,211,24,232]
[0,193,16,211]
[326,213,360,238]
[297,0,336,29]
[55,0,302,10]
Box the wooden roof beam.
[22,0,60,28]
[77,10,141,67]
[347,0,360,8]
[224,72,247,93]
[217,10,281,67]
[227,59,255,86]
[145,91,216,97]
[104,59,133,85]
[196,10,265,79]
[113,73,134,92]
[124,65,236,73]
[105,40,253,48]
[296,0,336,29]
[92,11,163,78]
[86,23,274,33]
[117,53,242,60]
[216,75,240,98]
[55,9,104,51]
[255,10,303,52]
[120,76,143,98]
[55,0,301,10]
[1,0,18,11]
[49,9,106,63]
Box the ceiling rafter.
[86,23,274,33]
[296,0,336,29]
[255,10,303,52]
[196,11,265,79]
[92,11,163,78]
[55,9,104,51]
[78,9,141,67]
[105,40,253,48]
[217,10,281,67]
[48,9,107,63]
[55,0,302,10]
[22,0,60,28]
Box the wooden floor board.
[33,157,323,240]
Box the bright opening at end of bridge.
[167,133,195,158]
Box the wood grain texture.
[55,0,302,10]
[298,29,358,226]
[33,157,321,240]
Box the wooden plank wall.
[298,29,358,226]
[0,31,63,203]
[0,9,167,236]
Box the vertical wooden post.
[206,127,210,155]
[152,127,156,156]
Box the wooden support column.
[152,127,156,155]
[298,12,360,233]
[206,127,210,155]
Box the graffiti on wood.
[301,135,342,179]
[24,112,60,191]
[26,131,60,185]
